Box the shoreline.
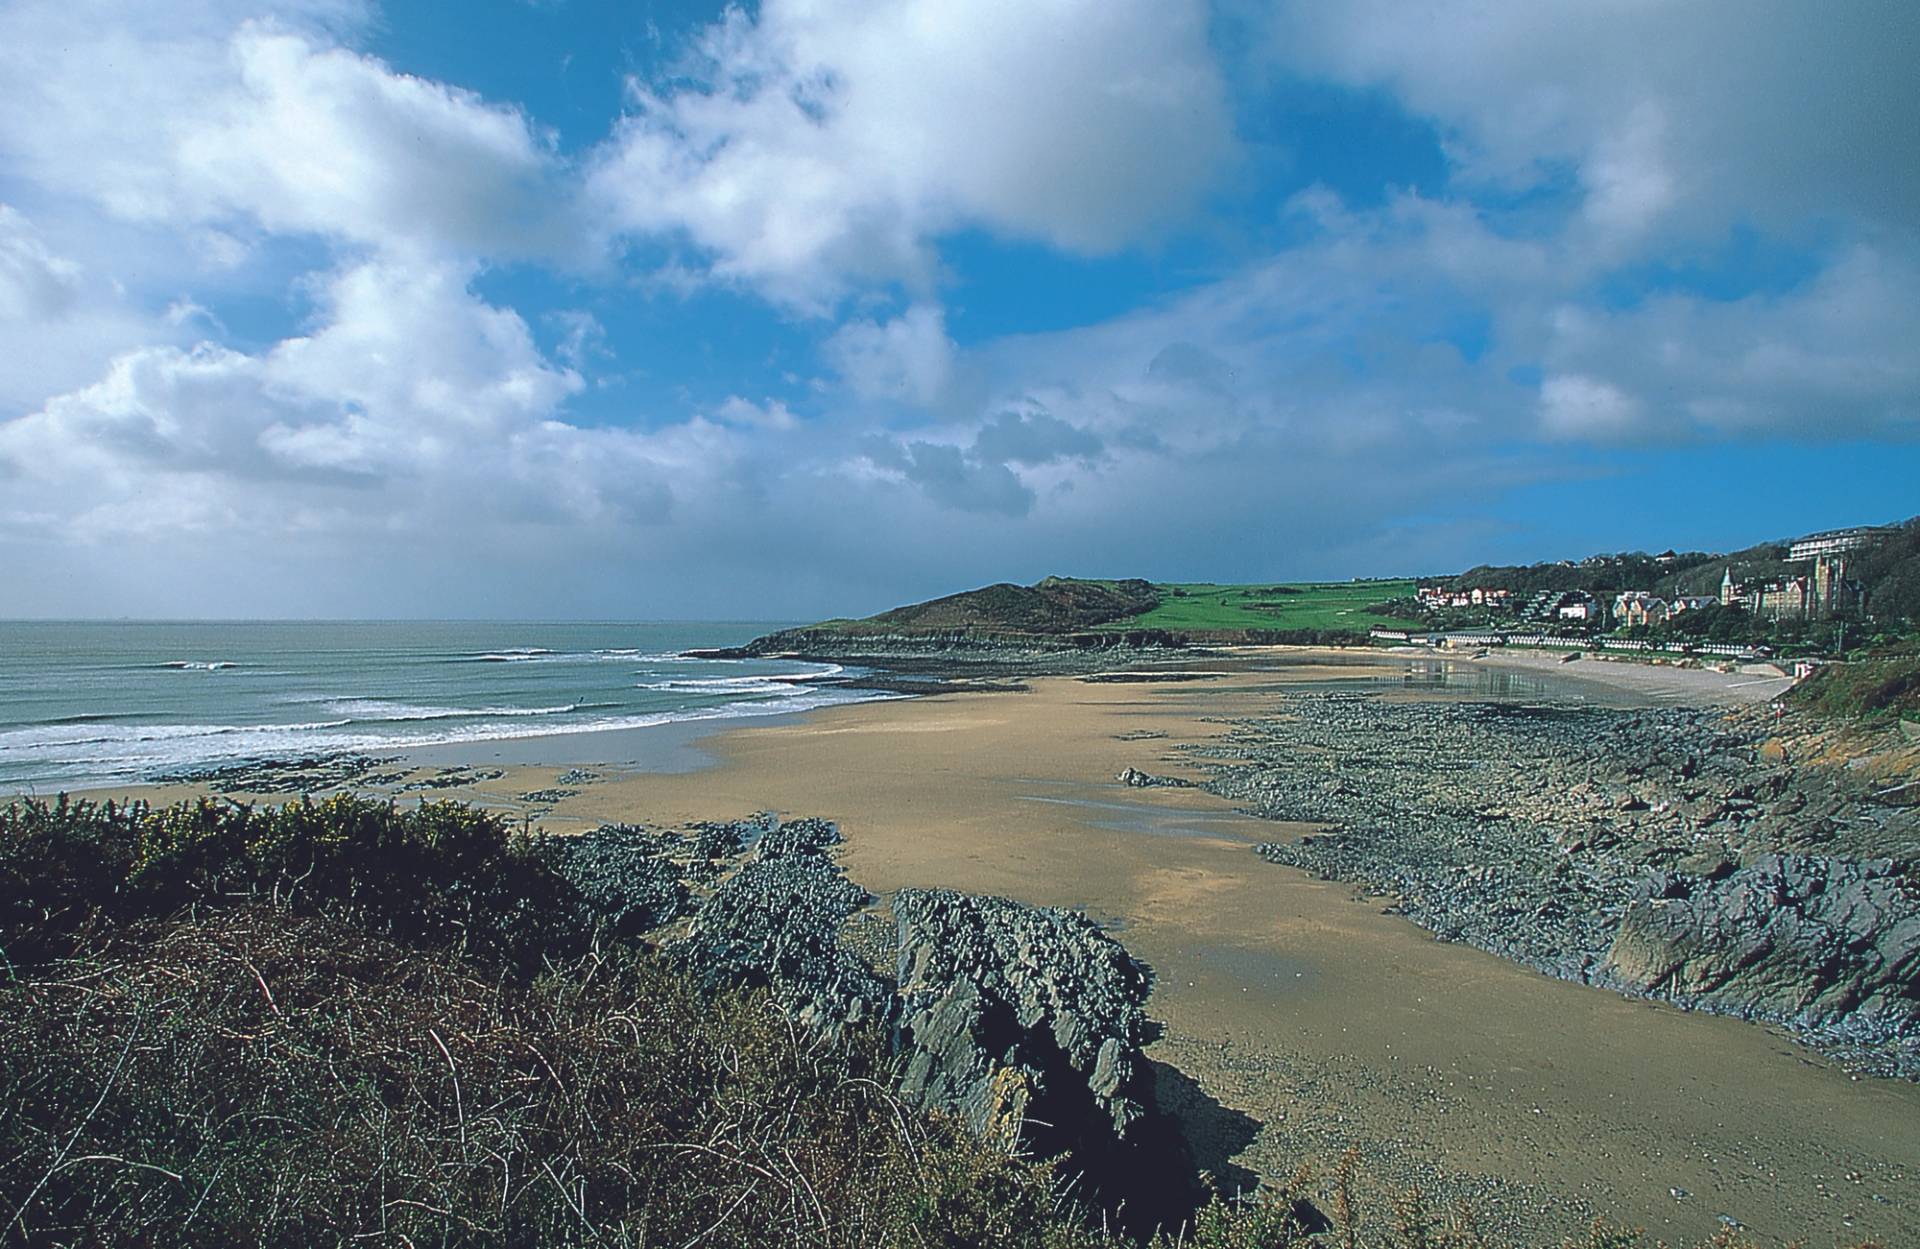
[3,644,1795,801]
[30,654,1918,1248]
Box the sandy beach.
[63,650,1914,1247]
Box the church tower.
[1720,566,1737,607]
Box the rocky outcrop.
[677,816,890,1030]
[548,813,1167,1152]
[1204,691,1920,1075]
[705,628,1187,668]
[543,822,692,938]
[1118,767,1196,789]
[1600,855,1920,1071]
[891,889,1154,1148]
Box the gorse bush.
[0,797,1835,1247]
[0,793,576,970]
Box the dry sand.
[70,653,1916,1246]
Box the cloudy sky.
[1,0,1915,619]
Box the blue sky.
[0,0,1915,619]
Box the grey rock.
[892,888,1154,1144]
[1118,766,1196,789]
[1206,691,1920,1077]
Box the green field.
[1100,579,1423,634]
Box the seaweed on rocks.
[756,813,843,859]
[1119,767,1196,789]
[150,753,393,792]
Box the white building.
[1788,527,1893,562]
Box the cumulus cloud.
[2,0,1916,618]
[825,304,955,406]
[1535,243,1920,442]
[0,3,576,263]
[589,0,1233,307]
[0,204,185,417]
[1266,1,1920,245]
[0,258,738,543]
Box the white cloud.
[1538,373,1645,441]
[1267,1,1920,246]
[825,304,955,406]
[0,204,185,417]
[1535,243,1920,442]
[177,28,574,258]
[0,258,752,544]
[713,396,799,430]
[0,4,574,263]
[589,0,1233,307]
[0,205,82,320]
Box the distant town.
[1376,523,1914,663]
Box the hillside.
[853,576,1160,633]
[1447,517,1920,618]
[746,577,1421,655]
[734,518,1920,662]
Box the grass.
[1788,651,1920,724]
[1099,581,1423,636]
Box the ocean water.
[0,621,874,792]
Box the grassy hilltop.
[791,576,1422,645]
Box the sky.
[0,0,1916,620]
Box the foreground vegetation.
[0,795,1857,1246]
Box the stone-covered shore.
[1186,692,1920,1077]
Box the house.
[1556,594,1600,622]
[1625,597,1670,627]
[1670,595,1717,615]
[1612,590,1673,627]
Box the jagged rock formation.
[552,814,1166,1161]
[543,822,691,938]
[677,815,890,1030]
[891,889,1154,1148]
[1600,855,1920,1071]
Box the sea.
[0,621,879,793]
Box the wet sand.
[60,654,1916,1246]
